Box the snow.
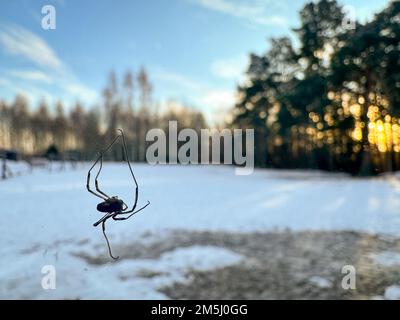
[12,245,242,300]
[1,163,400,298]
[371,251,400,267]
[4,161,31,177]
[384,285,400,300]
[309,276,332,288]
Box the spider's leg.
[93,212,112,227]
[112,201,150,221]
[94,152,111,199]
[119,129,150,213]
[101,219,119,260]
[86,152,107,200]
[86,132,122,200]
[93,133,123,198]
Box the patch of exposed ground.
[74,230,400,299]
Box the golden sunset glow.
[299,92,400,157]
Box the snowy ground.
[1,162,400,299]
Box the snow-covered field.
[1,162,400,299]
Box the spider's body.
[97,197,124,213]
[86,129,150,260]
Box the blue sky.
[0,0,390,122]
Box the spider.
[86,129,150,260]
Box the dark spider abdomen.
[97,198,124,213]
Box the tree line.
[230,0,400,175]
[0,68,206,161]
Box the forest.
[232,0,400,175]
[0,68,206,162]
[1,0,400,176]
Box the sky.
[0,0,391,123]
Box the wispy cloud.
[211,54,248,80]
[14,85,55,104]
[0,24,98,105]
[197,89,236,109]
[195,89,237,124]
[9,70,53,83]
[253,15,288,27]
[63,83,97,103]
[152,68,204,92]
[0,25,64,72]
[151,67,237,124]
[0,77,10,86]
[189,0,288,27]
